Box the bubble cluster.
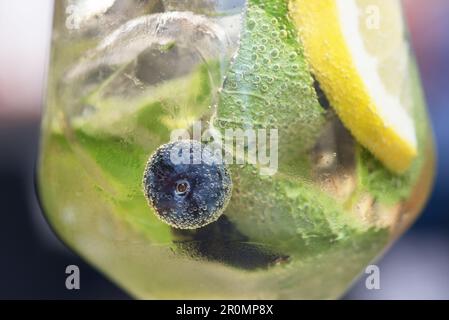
[143,140,233,229]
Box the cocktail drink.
[38,0,434,299]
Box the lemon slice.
[289,0,417,173]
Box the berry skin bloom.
[143,140,232,229]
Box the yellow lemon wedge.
[289,0,417,173]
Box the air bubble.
[247,18,256,31]
[279,29,288,38]
[262,57,271,65]
[270,48,280,58]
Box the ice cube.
[64,11,241,114]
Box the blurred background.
[0,0,448,299]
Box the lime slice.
[215,0,326,176]
[289,0,417,173]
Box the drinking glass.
[37,0,435,299]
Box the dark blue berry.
[143,140,232,229]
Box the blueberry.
[142,140,232,229]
